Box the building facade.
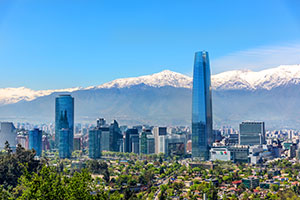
[109,120,122,152]
[239,122,265,146]
[210,147,231,161]
[99,127,110,151]
[89,128,101,159]
[59,128,72,158]
[17,135,28,149]
[0,122,17,150]
[29,128,42,156]
[192,51,213,160]
[125,128,139,153]
[55,95,74,152]
[153,127,167,154]
[166,134,186,157]
[146,135,155,154]
[140,129,152,154]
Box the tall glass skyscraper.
[59,128,71,158]
[29,128,42,156]
[192,51,213,160]
[55,94,74,152]
[89,128,102,159]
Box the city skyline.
[0,1,299,89]
[1,1,300,199]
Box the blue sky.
[0,0,300,90]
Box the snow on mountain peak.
[93,70,192,89]
[0,87,81,105]
[212,64,300,90]
[1,65,300,105]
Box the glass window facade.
[239,122,265,145]
[147,136,155,154]
[59,128,71,158]
[192,51,213,160]
[55,95,74,152]
[99,127,110,151]
[125,128,138,153]
[29,128,42,156]
[89,129,101,159]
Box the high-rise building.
[191,51,213,160]
[29,128,42,156]
[140,129,152,154]
[94,118,122,152]
[59,128,71,158]
[109,120,123,152]
[73,136,82,151]
[89,128,101,159]
[125,128,139,153]
[55,95,74,152]
[153,127,167,154]
[239,122,265,146]
[158,135,167,154]
[146,135,155,154]
[100,127,110,151]
[0,122,17,150]
[166,134,186,157]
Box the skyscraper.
[29,128,42,156]
[140,129,152,154]
[153,127,167,154]
[89,128,101,159]
[239,122,265,146]
[59,128,71,158]
[192,51,213,160]
[125,128,139,153]
[55,94,74,152]
[109,120,122,152]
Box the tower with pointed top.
[192,51,213,160]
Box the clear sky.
[0,0,300,90]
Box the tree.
[87,160,110,183]
[159,185,167,200]
[271,184,279,192]
[4,141,12,155]
[0,143,43,189]
[14,165,108,200]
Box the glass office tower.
[192,51,213,160]
[59,128,71,158]
[55,94,74,152]
[89,128,102,159]
[239,122,265,146]
[29,128,42,156]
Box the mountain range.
[1,64,300,129]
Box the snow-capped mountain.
[0,70,192,105]
[0,87,81,105]
[89,70,192,89]
[1,65,300,105]
[1,65,300,128]
[212,64,300,90]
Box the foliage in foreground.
[0,142,44,189]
